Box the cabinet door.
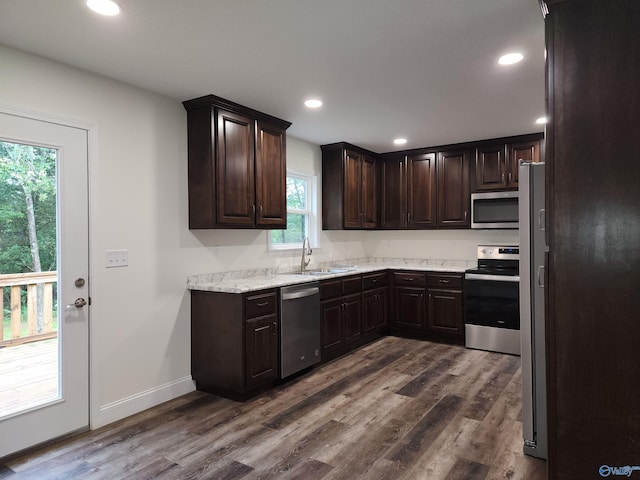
[375,288,388,331]
[217,109,255,225]
[245,315,278,388]
[507,141,540,189]
[393,286,425,331]
[407,153,437,228]
[362,290,377,334]
[361,155,378,229]
[321,298,343,353]
[427,289,463,337]
[437,150,470,227]
[255,120,286,228]
[343,151,362,229]
[475,145,507,191]
[343,293,362,344]
[380,157,406,228]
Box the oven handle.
[465,273,520,282]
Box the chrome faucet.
[300,237,312,272]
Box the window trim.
[268,169,318,251]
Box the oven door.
[464,273,520,329]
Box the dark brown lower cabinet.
[363,287,388,335]
[245,315,278,388]
[191,288,278,401]
[427,290,463,341]
[191,269,462,402]
[426,273,464,343]
[320,297,344,353]
[391,271,464,343]
[391,271,427,334]
[393,287,426,332]
[362,272,389,336]
[343,293,363,344]
[320,288,362,360]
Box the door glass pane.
[0,140,59,419]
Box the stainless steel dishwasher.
[280,282,321,378]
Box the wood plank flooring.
[0,339,58,418]
[0,337,547,480]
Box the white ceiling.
[0,0,545,153]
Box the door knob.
[68,298,87,308]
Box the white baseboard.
[91,376,195,429]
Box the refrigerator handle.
[537,266,545,288]
[538,209,546,231]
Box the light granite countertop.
[187,257,476,294]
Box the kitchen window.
[269,171,318,250]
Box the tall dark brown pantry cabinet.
[183,95,291,229]
[543,1,640,479]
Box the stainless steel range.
[464,245,520,355]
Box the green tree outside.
[0,141,58,335]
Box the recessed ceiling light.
[393,138,407,146]
[498,52,524,65]
[86,0,121,16]
[304,99,323,109]
[535,116,548,125]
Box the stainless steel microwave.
[471,191,519,229]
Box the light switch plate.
[105,249,128,268]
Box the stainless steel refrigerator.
[518,162,547,459]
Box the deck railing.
[0,271,58,347]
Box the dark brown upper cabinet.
[380,153,437,228]
[475,140,540,191]
[380,150,468,229]
[183,95,291,229]
[321,143,378,230]
[437,149,470,228]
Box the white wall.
[0,44,368,428]
[0,44,512,430]
[364,229,519,260]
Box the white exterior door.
[0,111,89,458]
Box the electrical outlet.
[105,249,128,268]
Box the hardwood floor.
[0,337,546,480]
[0,339,58,418]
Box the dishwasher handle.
[281,286,319,301]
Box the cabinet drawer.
[362,272,387,290]
[426,273,463,290]
[342,275,362,295]
[320,279,343,300]
[393,272,426,287]
[245,290,277,318]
